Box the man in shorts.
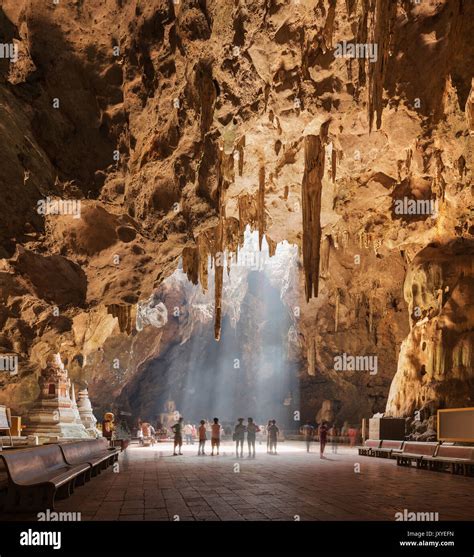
[211,417,222,456]
[171,417,184,456]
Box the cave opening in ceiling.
[121,228,301,428]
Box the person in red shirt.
[210,417,222,456]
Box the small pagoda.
[24,353,89,439]
[77,386,99,437]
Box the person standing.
[246,418,260,458]
[234,418,246,458]
[198,420,207,455]
[171,417,184,456]
[183,422,193,445]
[211,417,222,456]
[301,422,315,453]
[266,420,272,453]
[319,421,329,459]
[268,419,279,455]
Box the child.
[211,417,221,456]
[198,420,207,455]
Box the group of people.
[300,421,360,457]
[170,417,281,458]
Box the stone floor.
[47,441,474,521]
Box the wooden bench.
[60,439,119,478]
[357,439,381,456]
[373,440,405,459]
[0,444,90,511]
[396,441,438,468]
[420,445,474,475]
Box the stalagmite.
[301,119,330,302]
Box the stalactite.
[433,149,446,200]
[182,246,199,285]
[368,296,373,334]
[320,235,331,277]
[345,0,358,16]
[213,143,228,341]
[301,122,330,302]
[321,0,337,51]
[195,231,209,292]
[238,193,258,237]
[356,0,369,89]
[264,237,275,257]
[331,144,337,183]
[258,163,265,250]
[335,289,340,333]
[342,230,350,249]
[214,216,224,341]
[367,0,397,131]
[235,135,245,176]
[307,337,316,376]
[107,304,133,335]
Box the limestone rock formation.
[0,0,472,426]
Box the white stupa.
[77,386,99,438]
[24,353,89,439]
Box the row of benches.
[0,438,119,512]
[359,440,474,476]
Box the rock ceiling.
[0,0,472,425]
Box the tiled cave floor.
[5,442,473,521]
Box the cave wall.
[0,0,472,424]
